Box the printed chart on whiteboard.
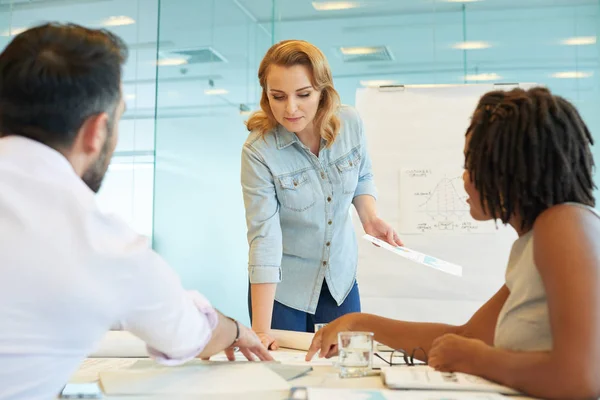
[399,167,496,234]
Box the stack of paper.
[131,358,313,381]
[69,358,139,383]
[272,350,335,366]
[382,366,519,395]
[307,388,508,400]
[207,349,335,367]
[99,362,291,396]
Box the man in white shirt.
[0,23,272,400]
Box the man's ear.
[77,112,109,155]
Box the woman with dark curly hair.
[308,87,600,400]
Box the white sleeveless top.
[494,203,600,351]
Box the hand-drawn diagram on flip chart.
[399,167,497,234]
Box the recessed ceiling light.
[205,89,229,95]
[340,47,380,55]
[312,1,362,11]
[156,58,189,66]
[452,41,491,50]
[102,16,136,27]
[551,71,593,79]
[560,36,596,46]
[465,73,501,81]
[360,80,398,87]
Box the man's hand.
[224,324,274,362]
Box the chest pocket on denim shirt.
[276,171,316,212]
[335,149,361,195]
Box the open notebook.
[382,366,520,395]
[99,362,291,396]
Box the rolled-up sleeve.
[241,144,283,284]
[146,291,218,365]
[120,247,219,366]
[353,113,378,200]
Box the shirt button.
[328,220,332,225]
[320,172,326,179]
[327,196,332,202]
[326,242,331,246]
[322,261,327,266]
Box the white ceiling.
[0,0,598,123]
[240,0,599,21]
[153,0,600,118]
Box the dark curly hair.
[465,86,595,230]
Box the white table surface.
[66,351,540,400]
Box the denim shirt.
[241,105,377,313]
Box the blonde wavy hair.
[245,40,341,146]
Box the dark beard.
[81,133,112,193]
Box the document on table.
[132,358,313,381]
[272,350,335,366]
[206,349,335,366]
[381,366,519,395]
[69,358,139,383]
[363,234,463,277]
[305,388,508,400]
[99,362,291,395]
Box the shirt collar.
[0,135,79,177]
[275,125,328,150]
[275,125,298,150]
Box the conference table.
[65,331,539,400]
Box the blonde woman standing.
[241,40,401,349]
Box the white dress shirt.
[0,136,218,400]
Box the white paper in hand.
[363,234,463,277]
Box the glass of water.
[337,331,374,378]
